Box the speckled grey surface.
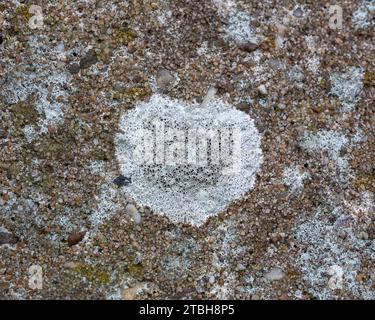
[0,0,374,300]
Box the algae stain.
[74,264,110,285]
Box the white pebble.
[264,267,284,281]
[208,275,215,284]
[126,204,141,224]
[55,43,65,53]
[257,84,267,95]
[156,69,174,90]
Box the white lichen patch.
[300,130,351,183]
[327,265,344,290]
[1,36,73,133]
[87,160,107,176]
[288,65,305,87]
[343,192,375,227]
[226,11,256,44]
[212,0,237,16]
[283,166,309,193]
[22,125,37,143]
[115,94,263,226]
[194,219,250,298]
[108,282,157,300]
[161,230,200,280]
[242,52,275,86]
[157,10,172,25]
[306,55,320,75]
[209,272,237,299]
[213,0,258,45]
[196,41,209,56]
[352,1,375,29]
[89,181,122,228]
[3,68,70,129]
[329,67,364,111]
[294,205,375,299]
[304,35,317,52]
[212,220,247,269]
[300,130,348,157]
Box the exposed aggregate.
[0,0,374,300]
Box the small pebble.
[55,43,65,53]
[358,231,369,240]
[338,230,347,239]
[113,175,131,187]
[126,204,141,224]
[64,261,79,269]
[268,59,284,70]
[80,50,98,69]
[67,231,86,247]
[67,63,80,74]
[0,128,7,139]
[264,267,285,281]
[0,231,18,245]
[293,7,303,18]
[238,41,258,53]
[257,84,268,95]
[156,69,174,90]
[236,263,246,271]
[201,86,217,106]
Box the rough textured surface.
[0,0,374,300]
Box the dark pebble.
[113,175,131,187]
[238,42,258,53]
[0,231,18,245]
[0,128,7,139]
[293,7,303,18]
[79,50,98,69]
[67,231,86,247]
[67,63,80,74]
[236,102,249,113]
[156,69,174,90]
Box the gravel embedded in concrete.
[0,0,374,300]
